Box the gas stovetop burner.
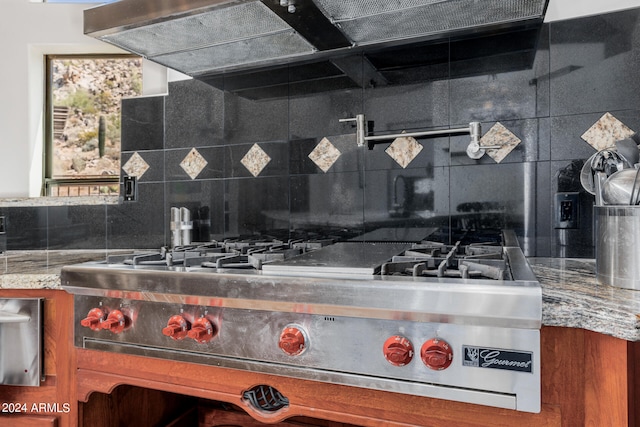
[104,230,513,280]
[381,240,508,280]
[106,237,332,270]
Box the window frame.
[43,53,141,197]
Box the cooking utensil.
[594,172,607,205]
[615,138,640,167]
[580,153,597,195]
[630,167,640,205]
[590,149,629,175]
[601,168,640,205]
[581,149,630,197]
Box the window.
[45,55,142,196]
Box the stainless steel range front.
[61,230,541,413]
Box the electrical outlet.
[123,176,137,202]
[555,192,579,229]
[0,216,6,253]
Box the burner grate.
[381,239,508,280]
[107,237,320,270]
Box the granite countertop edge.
[1,252,639,341]
[530,257,640,342]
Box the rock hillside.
[52,57,142,178]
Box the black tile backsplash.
[121,96,165,151]
[533,160,553,257]
[363,167,450,237]
[2,207,48,250]
[363,80,450,133]
[549,10,640,116]
[20,8,640,257]
[223,90,288,144]
[290,172,365,239]
[288,87,362,140]
[106,183,165,249]
[225,177,289,237]
[48,205,107,250]
[164,79,224,149]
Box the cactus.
[98,115,106,158]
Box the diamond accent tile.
[581,112,635,150]
[241,144,271,177]
[480,122,521,163]
[309,137,341,173]
[122,152,150,178]
[180,148,208,180]
[385,134,423,168]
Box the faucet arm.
[340,114,487,158]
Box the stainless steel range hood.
[84,0,549,76]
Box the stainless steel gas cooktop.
[62,229,541,413]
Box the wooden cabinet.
[0,415,58,426]
[0,289,75,427]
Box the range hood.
[84,0,549,77]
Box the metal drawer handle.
[0,311,31,323]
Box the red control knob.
[80,308,106,331]
[279,326,307,356]
[162,315,190,340]
[383,335,414,366]
[100,309,128,334]
[187,317,215,343]
[421,338,453,370]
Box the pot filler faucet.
[340,114,497,159]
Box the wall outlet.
[123,176,137,202]
[554,192,579,229]
[0,216,6,253]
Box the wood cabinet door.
[0,415,58,426]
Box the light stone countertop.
[529,257,640,341]
[1,252,639,341]
[0,196,119,207]
[0,250,111,289]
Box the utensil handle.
[630,168,640,205]
[594,172,607,206]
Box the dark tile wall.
[7,8,640,257]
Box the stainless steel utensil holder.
[595,205,640,289]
